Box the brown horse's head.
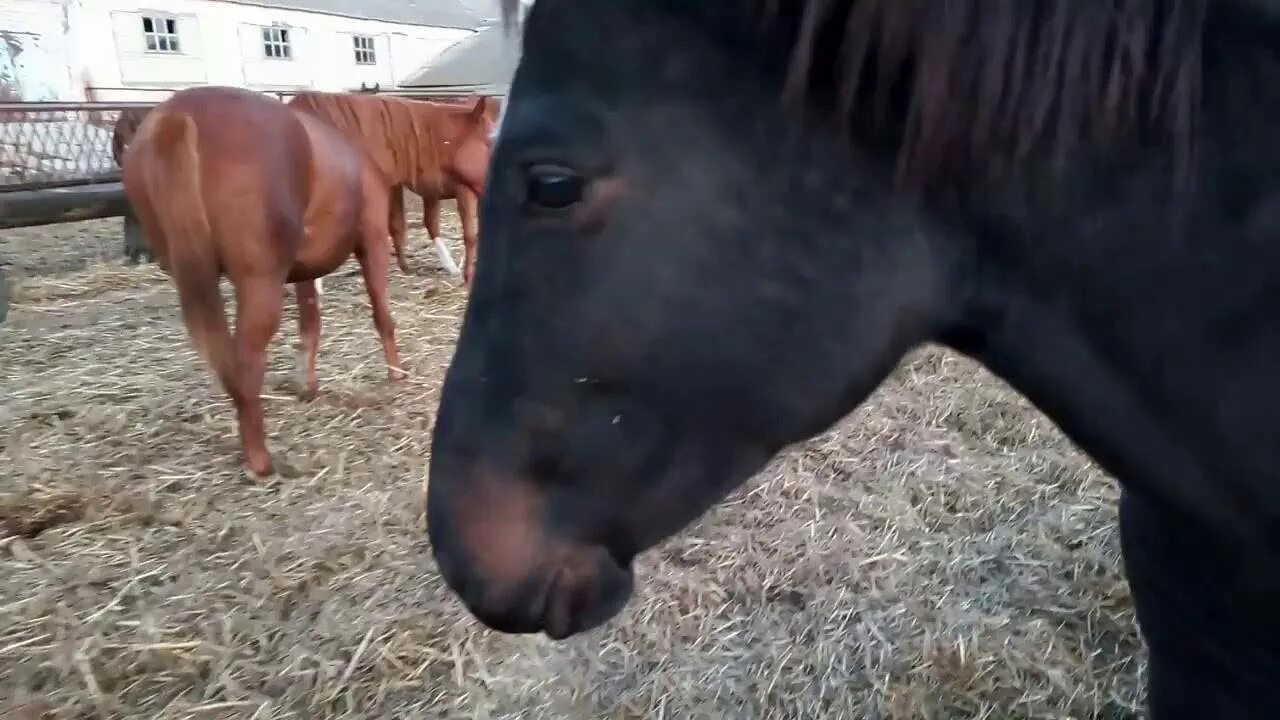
[436,97,497,198]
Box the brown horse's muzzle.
[427,459,634,639]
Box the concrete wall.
[2,0,473,102]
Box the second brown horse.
[286,91,497,286]
[121,85,404,476]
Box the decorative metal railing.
[0,102,156,192]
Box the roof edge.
[210,0,485,30]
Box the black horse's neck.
[935,3,1280,547]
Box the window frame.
[352,34,376,65]
[141,14,182,54]
[261,25,293,60]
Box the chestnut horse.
[121,85,404,477]
[286,91,496,286]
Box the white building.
[1,0,502,102]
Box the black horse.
[427,1,1280,716]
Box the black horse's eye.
[524,163,584,210]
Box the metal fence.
[273,89,500,103]
[0,102,155,192]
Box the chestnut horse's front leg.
[388,187,410,274]
[355,235,406,382]
[456,185,480,288]
[423,194,462,281]
[294,279,321,401]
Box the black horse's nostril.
[426,441,636,639]
[540,544,635,639]
[456,566,559,636]
[470,604,545,635]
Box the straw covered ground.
[1,201,1145,719]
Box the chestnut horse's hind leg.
[423,195,463,281]
[294,279,321,401]
[354,244,406,382]
[231,277,285,476]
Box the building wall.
[5,0,473,102]
[0,0,76,100]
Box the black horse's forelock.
[791,0,1208,185]
[502,0,1208,184]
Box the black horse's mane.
[502,0,1215,184]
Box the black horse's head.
[426,0,951,639]
[427,0,1206,638]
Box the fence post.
[0,266,8,323]
[122,210,153,264]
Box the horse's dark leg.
[1120,490,1280,718]
[123,211,153,264]
[0,266,8,324]
[294,279,321,401]
[231,276,284,477]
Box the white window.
[142,15,180,53]
[353,35,376,65]
[262,26,292,60]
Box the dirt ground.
[0,201,1146,719]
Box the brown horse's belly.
[285,111,377,283]
[287,219,356,282]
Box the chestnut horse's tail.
[142,113,236,390]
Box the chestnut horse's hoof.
[244,457,275,479]
[298,385,320,402]
[243,455,303,480]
